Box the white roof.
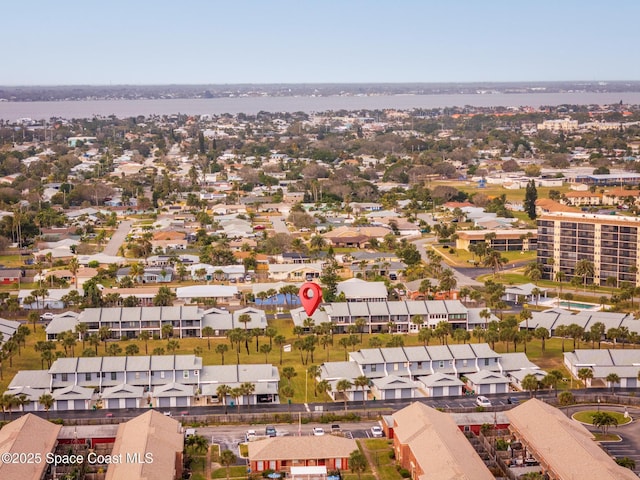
[336,278,388,299]
[176,285,238,298]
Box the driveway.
[103,220,133,256]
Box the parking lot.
[193,421,382,463]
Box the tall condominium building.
[537,212,640,286]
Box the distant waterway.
[2,91,640,121]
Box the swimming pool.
[557,301,599,310]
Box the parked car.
[40,312,54,321]
[312,427,325,436]
[507,397,520,405]
[265,425,277,437]
[370,426,383,437]
[476,396,492,407]
[246,430,256,441]
[331,424,341,433]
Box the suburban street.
[270,216,289,234]
[102,219,133,256]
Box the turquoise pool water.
[558,301,598,309]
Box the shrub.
[397,467,411,478]
[495,439,509,451]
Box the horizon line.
[2,80,640,88]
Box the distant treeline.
[2,81,640,102]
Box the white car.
[246,430,256,441]
[312,427,325,436]
[40,312,54,321]
[370,426,383,437]
[476,396,492,407]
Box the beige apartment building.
[537,212,640,286]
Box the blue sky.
[2,1,639,85]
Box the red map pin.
[299,282,322,316]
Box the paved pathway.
[103,219,132,256]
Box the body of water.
[1,92,640,121]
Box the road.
[22,389,639,425]
[564,403,640,475]
[102,219,133,256]
[412,238,482,287]
[271,216,289,234]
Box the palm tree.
[216,343,229,365]
[483,250,507,276]
[479,308,491,329]
[316,379,330,399]
[129,262,145,284]
[554,324,567,352]
[220,449,237,480]
[533,327,549,353]
[355,317,367,342]
[544,370,564,397]
[237,313,251,354]
[336,378,352,411]
[577,367,593,388]
[349,449,368,480]
[125,344,139,355]
[166,339,180,353]
[280,385,294,413]
[161,323,174,340]
[274,334,286,365]
[216,384,231,414]
[574,259,595,290]
[88,333,100,355]
[555,271,565,305]
[411,315,424,333]
[240,382,255,408]
[259,344,272,363]
[418,328,432,346]
[138,330,151,354]
[354,375,369,408]
[519,308,532,352]
[524,262,543,285]
[98,326,111,352]
[282,366,297,385]
[521,374,539,397]
[202,326,215,350]
[606,373,621,393]
[75,322,88,350]
[38,393,54,419]
[230,388,243,412]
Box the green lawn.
[432,244,536,268]
[0,254,27,268]
[3,308,639,401]
[361,438,402,480]
[573,410,632,426]
[211,466,247,479]
[593,433,622,442]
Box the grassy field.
[4,312,636,399]
[359,438,401,480]
[430,243,537,268]
[573,410,632,426]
